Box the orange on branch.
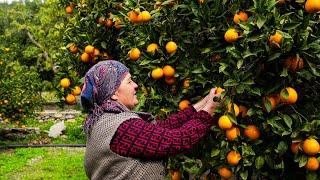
[151,68,164,80]
[179,100,191,110]
[72,86,82,96]
[291,142,300,154]
[305,157,319,171]
[81,52,91,63]
[129,48,141,61]
[227,103,239,117]
[269,32,283,47]
[227,150,241,166]
[226,126,240,141]
[303,138,320,155]
[166,41,177,54]
[233,11,248,24]
[85,45,95,54]
[280,87,298,105]
[60,78,71,88]
[65,6,73,14]
[183,79,190,89]
[163,65,175,77]
[138,11,152,22]
[66,94,76,104]
[165,77,176,85]
[224,28,238,43]
[69,44,78,54]
[218,167,233,179]
[305,0,320,13]
[146,43,159,54]
[170,170,182,180]
[218,115,233,130]
[244,125,260,140]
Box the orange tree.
[57,0,320,179]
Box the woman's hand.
[202,88,221,116]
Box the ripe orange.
[305,157,319,171]
[69,44,78,54]
[183,79,190,88]
[224,28,238,43]
[233,11,248,24]
[127,10,139,23]
[163,65,175,77]
[238,105,248,118]
[92,48,99,56]
[72,86,82,96]
[215,87,225,94]
[305,0,320,13]
[66,94,76,104]
[269,32,283,46]
[227,103,240,117]
[280,87,298,104]
[129,48,141,61]
[85,45,95,54]
[165,77,176,85]
[283,56,304,72]
[218,115,233,130]
[81,52,91,63]
[166,41,178,54]
[60,78,71,88]
[226,126,240,141]
[151,68,164,80]
[218,167,232,179]
[65,6,73,14]
[104,18,113,27]
[263,94,280,111]
[146,43,159,54]
[169,170,182,180]
[291,142,300,154]
[244,125,260,140]
[179,100,191,110]
[302,138,320,155]
[227,150,241,166]
[138,11,152,22]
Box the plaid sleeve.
[110,110,212,159]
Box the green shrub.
[0,61,44,122]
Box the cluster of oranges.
[127,10,152,24]
[129,41,177,61]
[151,65,175,82]
[263,87,298,112]
[60,78,81,105]
[291,138,319,171]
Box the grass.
[0,115,86,146]
[0,147,87,180]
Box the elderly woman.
[81,60,220,180]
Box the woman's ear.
[111,92,118,100]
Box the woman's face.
[113,73,139,110]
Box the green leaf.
[280,68,288,77]
[211,149,220,157]
[282,115,292,128]
[247,108,255,116]
[255,156,265,169]
[237,59,244,69]
[283,22,302,31]
[256,16,266,29]
[275,141,288,155]
[306,172,318,180]
[223,79,239,87]
[240,170,248,180]
[298,155,308,167]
